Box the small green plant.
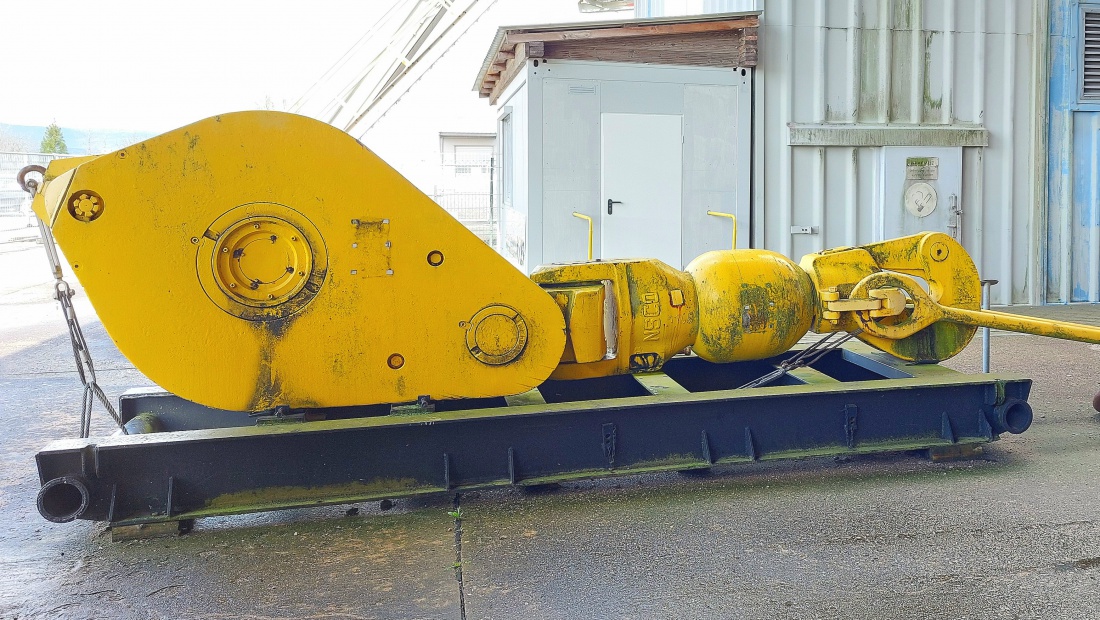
[40,122,68,154]
[447,508,463,519]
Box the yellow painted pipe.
[572,212,593,261]
[943,306,1100,344]
[707,211,737,249]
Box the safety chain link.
[738,329,864,390]
[18,165,126,437]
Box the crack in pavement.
[451,493,467,620]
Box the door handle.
[607,199,622,214]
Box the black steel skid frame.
[34,348,1034,526]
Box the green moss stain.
[203,478,433,513]
[922,32,944,119]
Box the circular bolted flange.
[196,203,328,322]
[211,216,313,306]
[67,190,105,222]
[464,304,528,365]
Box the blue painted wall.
[1048,0,1100,302]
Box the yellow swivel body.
[686,249,815,363]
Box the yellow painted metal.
[571,212,594,261]
[533,259,697,380]
[685,249,815,363]
[800,232,981,362]
[550,284,607,364]
[853,271,1100,343]
[31,156,96,223]
[535,249,815,377]
[706,211,737,249]
[33,113,1100,410]
[35,111,565,411]
[798,231,1100,361]
[945,307,1100,342]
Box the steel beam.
[34,349,1033,526]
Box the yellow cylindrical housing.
[686,249,815,363]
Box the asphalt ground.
[3,224,1100,619]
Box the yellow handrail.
[572,212,593,261]
[707,211,737,249]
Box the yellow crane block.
[29,113,1100,413]
[33,112,565,411]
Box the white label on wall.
[904,182,938,218]
[905,157,939,180]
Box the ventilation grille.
[1085,11,1100,99]
[568,85,596,95]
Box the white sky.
[0,1,387,132]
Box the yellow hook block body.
[33,112,566,411]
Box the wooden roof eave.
[474,12,760,104]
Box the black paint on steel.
[844,404,859,449]
[36,353,1033,526]
[941,412,956,443]
[745,427,758,461]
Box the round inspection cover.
[196,203,328,321]
[465,305,529,365]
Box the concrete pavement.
[3,236,1100,619]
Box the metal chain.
[738,330,864,390]
[19,165,126,437]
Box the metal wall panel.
[524,60,750,270]
[499,80,531,271]
[1048,0,1100,303]
[754,0,1044,305]
[541,77,602,266]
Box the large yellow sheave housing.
[33,112,569,411]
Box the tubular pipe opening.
[37,476,90,523]
[993,398,1033,435]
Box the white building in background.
[300,0,1064,306]
[293,0,630,247]
[476,1,1047,306]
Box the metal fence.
[0,152,503,247]
[430,158,498,247]
[0,152,66,219]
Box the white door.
[601,113,683,268]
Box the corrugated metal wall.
[1048,0,1100,303]
[758,0,1044,305]
[641,0,1048,305]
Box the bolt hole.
[387,353,405,369]
[427,250,444,267]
